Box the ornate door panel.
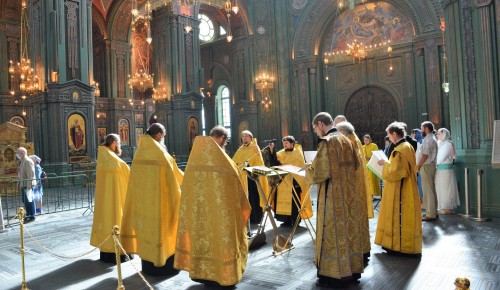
[345,86,398,148]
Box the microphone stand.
[237,144,270,170]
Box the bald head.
[334,115,347,126]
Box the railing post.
[460,167,472,219]
[113,225,125,290]
[0,195,6,232]
[18,207,30,290]
[471,169,491,222]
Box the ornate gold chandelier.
[128,69,154,93]
[9,0,40,97]
[255,73,274,111]
[324,39,391,65]
[151,82,170,102]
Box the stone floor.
[1,191,499,290]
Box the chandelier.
[223,0,239,42]
[151,82,170,102]
[255,73,274,111]
[9,0,40,97]
[324,39,391,65]
[440,18,449,93]
[128,69,154,93]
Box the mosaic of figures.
[326,2,414,52]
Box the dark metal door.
[345,86,398,148]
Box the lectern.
[244,166,293,255]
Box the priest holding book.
[375,121,422,257]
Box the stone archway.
[345,86,398,148]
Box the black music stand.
[244,167,293,255]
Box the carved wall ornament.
[65,1,80,79]
[292,0,308,10]
[475,0,492,7]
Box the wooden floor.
[1,189,499,290]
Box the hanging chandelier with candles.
[9,0,40,97]
[151,82,170,102]
[128,69,154,93]
[440,17,449,93]
[255,72,274,111]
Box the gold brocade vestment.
[347,134,371,255]
[90,146,130,253]
[363,143,381,197]
[232,139,269,209]
[120,135,184,266]
[276,144,313,218]
[306,133,364,279]
[175,136,251,286]
[375,141,422,254]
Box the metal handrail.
[1,174,95,226]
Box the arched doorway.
[345,86,398,148]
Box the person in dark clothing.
[262,140,280,167]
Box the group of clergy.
[90,123,302,286]
[90,111,422,288]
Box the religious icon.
[67,113,88,163]
[9,115,25,127]
[68,114,85,151]
[97,128,106,145]
[3,148,15,162]
[118,118,130,145]
[135,127,144,147]
[72,90,80,101]
[238,120,249,144]
[187,117,199,152]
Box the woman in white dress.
[435,128,460,214]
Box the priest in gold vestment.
[232,130,269,224]
[90,134,130,263]
[120,123,184,275]
[335,121,372,264]
[275,136,313,226]
[375,122,422,257]
[175,126,251,287]
[306,113,364,288]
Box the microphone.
[263,139,277,144]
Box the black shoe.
[382,247,421,259]
[351,273,361,284]
[280,221,293,227]
[192,279,235,288]
[316,278,348,288]
[23,217,35,223]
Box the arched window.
[198,14,214,42]
[217,85,231,139]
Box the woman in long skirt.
[435,128,460,214]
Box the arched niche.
[292,0,441,59]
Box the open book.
[303,151,317,163]
[366,150,388,180]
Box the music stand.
[244,167,293,256]
[373,181,383,211]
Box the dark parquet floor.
[1,188,499,290]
